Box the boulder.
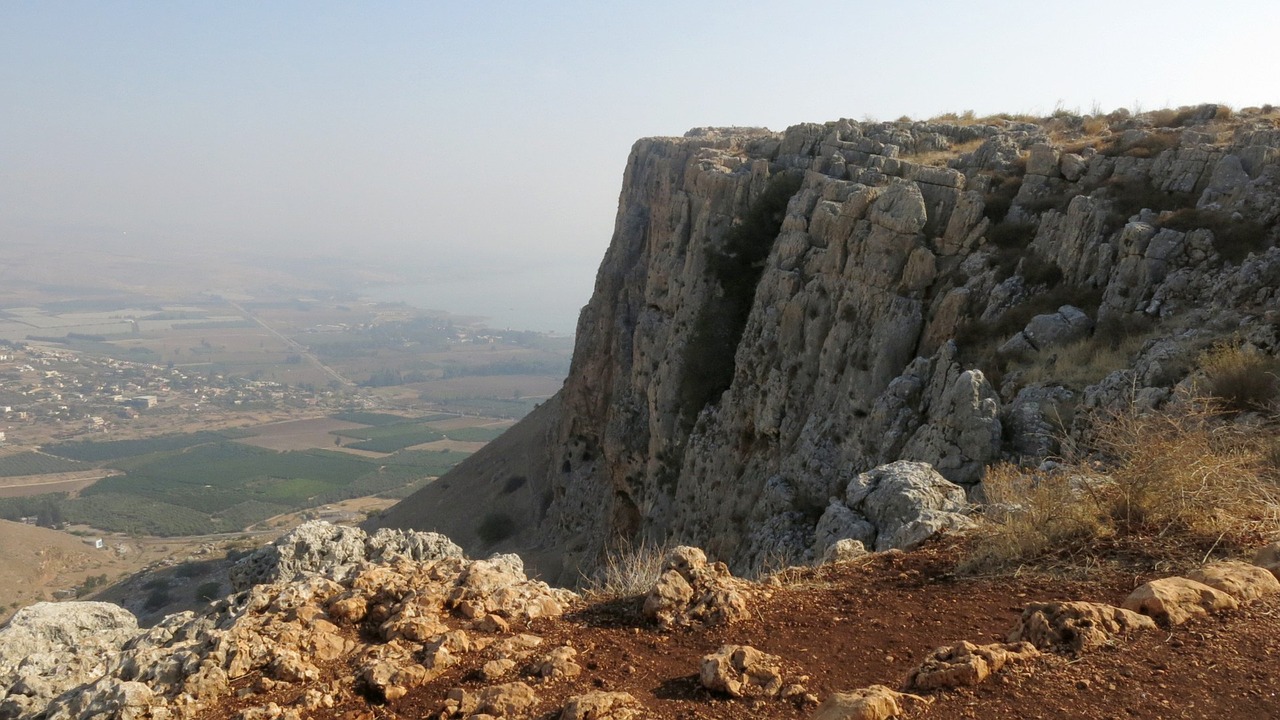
[534,646,581,681]
[999,305,1093,356]
[1008,601,1156,653]
[1187,561,1280,602]
[1122,577,1238,626]
[844,461,973,551]
[560,691,643,720]
[908,641,1038,690]
[699,645,783,698]
[0,602,140,716]
[229,522,463,591]
[821,539,868,565]
[810,685,929,720]
[812,504,875,561]
[444,682,537,718]
[642,547,749,629]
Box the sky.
[2,1,1278,333]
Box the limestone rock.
[810,685,929,720]
[444,682,537,718]
[908,641,1038,690]
[1122,577,1239,625]
[642,547,749,629]
[371,112,1280,586]
[820,538,868,565]
[843,461,973,551]
[560,691,643,720]
[1008,601,1157,653]
[534,646,581,681]
[699,645,783,698]
[1187,561,1280,602]
[0,602,140,717]
[999,305,1093,357]
[229,521,462,591]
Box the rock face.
[379,108,1280,582]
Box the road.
[225,300,354,387]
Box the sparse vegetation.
[968,400,1280,571]
[582,540,670,599]
[1157,207,1272,263]
[1197,343,1280,413]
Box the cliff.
[376,105,1280,583]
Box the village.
[0,343,346,446]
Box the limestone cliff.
[377,105,1280,583]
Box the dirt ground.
[0,470,120,498]
[192,539,1280,720]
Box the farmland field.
[331,422,444,453]
[236,417,367,452]
[0,451,88,477]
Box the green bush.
[1158,208,1271,263]
[477,512,518,545]
[194,581,222,603]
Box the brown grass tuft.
[966,401,1280,572]
[1198,343,1280,412]
[581,540,670,599]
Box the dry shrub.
[1092,404,1277,536]
[967,463,1109,568]
[1198,343,1280,412]
[581,540,670,599]
[967,402,1280,571]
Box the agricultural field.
[0,406,510,536]
[0,451,88,476]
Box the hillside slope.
[382,105,1280,583]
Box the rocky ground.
[5,521,1278,720]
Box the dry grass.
[966,401,1280,571]
[1197,343,1280,412]
[1014,324,1159,391]
[580,540,671,599]
[968,463,1110,568]
[902,138,984,166]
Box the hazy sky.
[2,1,1277,332]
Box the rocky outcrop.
[1122,577,1238,626]
[641,547,750,629]
[810,685,929,720]
[380,106,1280,583]
[0,603,140,720]
[814,461,974,555]
[1008,601,1156,654]
[908,641,1039,691]
[0,523,572,720]
[699,645,784,698]
[229,522,462,591]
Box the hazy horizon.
[3,1,1278,333]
